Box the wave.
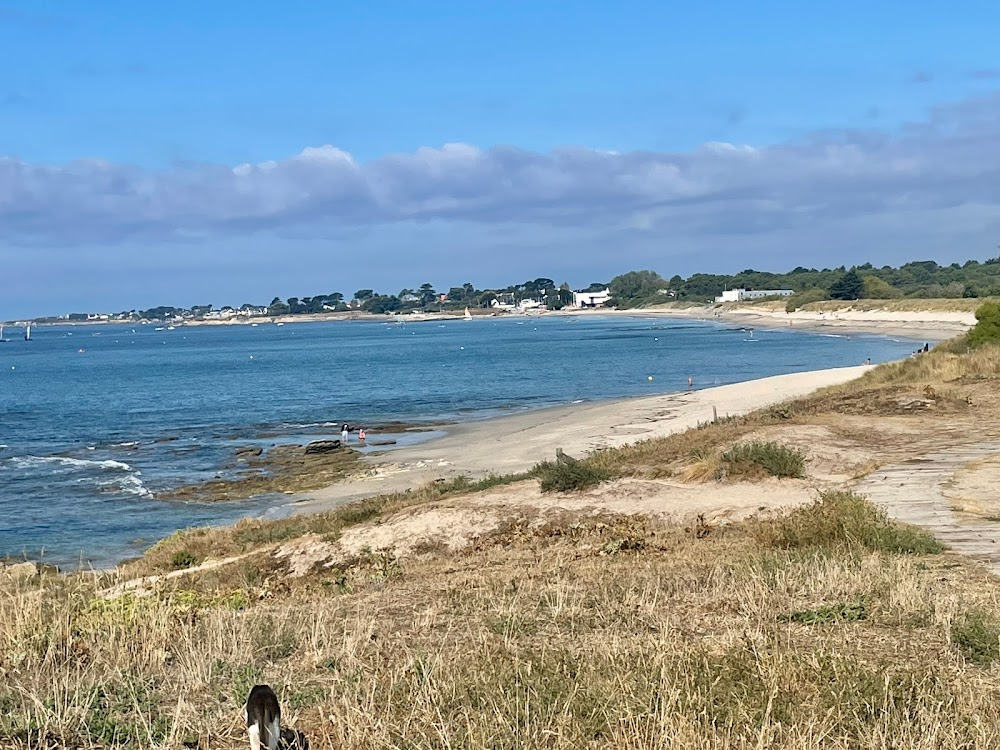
[97,474,153,499]
[7,455,134,472]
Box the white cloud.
[1,92,999,246]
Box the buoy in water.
[647,375,654,381]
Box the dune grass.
[4,496,998,749]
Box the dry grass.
[800,298,995,313]
[5,504,1000,749]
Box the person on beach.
[688,376,694,389]
[341,423,350,444]
[358,427,366,443]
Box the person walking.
[341,423,350,444]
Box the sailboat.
[24,324,31,342]
[464,307,473,321]
[0,324,8,343]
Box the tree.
[419,283,437,306]
[268,297,289,316]
[608,270,665,305]
[354,289,374,302]
[861,276,900,299]
[829,269,864,300]
[967,302,1000,348]
[558,282,573,307]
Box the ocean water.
[0,315,918,568]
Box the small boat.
[24,324,31,341]
[166,325,176,331]
[464,307,473,321]
[154,327,165,331]
[0,324,8,343]
[276,322,285,327]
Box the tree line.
[55,255,1000,322]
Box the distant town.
[10,256,1000,325]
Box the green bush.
[753,490,944,554]
[786,288,831,312]
[967,302,1000,349]
[171,550,199,569]
[718,441,805,480]
[533,460,612,493]
[951,609,1000,665]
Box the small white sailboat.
[464,307,473,321]
[24,324,31,341]
[0,324,8,343]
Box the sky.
[2,0,1000,317]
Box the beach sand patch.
[467,477,815,527]
[943,453,1000,516]
[730,424,878,482]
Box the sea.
[0,315,920,568]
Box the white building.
[573,289,611,308]
[716,289,794,303]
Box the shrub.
[967,301,1000,349]
[717,441,805,480]
[753,490,945,554]
[951,609,1000,665]
[171,550,199,569]
[533,460,612,493]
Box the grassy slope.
[4,344,1000,748]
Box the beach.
[595,303,977,341]
[300,365,872,510]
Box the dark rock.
[235,446,264,458]
[366,439,397,446]
[305,439,342,455]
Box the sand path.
[856,442,1000,573]
[299,366,870,511]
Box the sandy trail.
[299,366,870,511]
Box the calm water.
[0,315,918,567]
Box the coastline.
[589,304,975,341]
[27,302,974,342]
[296,364,873,512]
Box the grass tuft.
[752,490,945,555]
[533,460,613,493]
[717,441,806,480]
[951,609,1000,666]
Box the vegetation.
[951,609,1000,666]
[533,459,614,493]
[717,441,806,480]
[34,254,1000,324]
[4,490,993,749]
[967,301,1000,349]
[751,490,945,555]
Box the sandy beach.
[601,304,976,341]
[300,365,871,510]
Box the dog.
[246,685,309,750]
[246,685,281,750]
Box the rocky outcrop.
[234,446,264,458]
[305,440,342,455]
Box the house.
[716,288,794,303]
[573,289,611,308]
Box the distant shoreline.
[22,301,973,341]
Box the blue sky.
[2,0,1000,317]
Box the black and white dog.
[246,684,309,750]
[246,685,281,750]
